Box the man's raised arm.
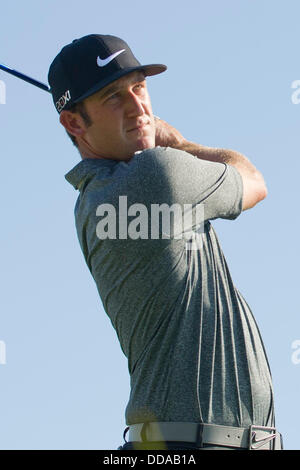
[154,118,268,212]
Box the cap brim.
[142,64,167,77]
[69,64,167,107]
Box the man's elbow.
[257,171,268,202]
[242,171,268,211]
[257,172,268,202]
[261,182,268,201]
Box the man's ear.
[59,110,86,139]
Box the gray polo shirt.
[65,146,275,428]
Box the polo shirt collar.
[64,158,115,190]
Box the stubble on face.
[80,72,156,161]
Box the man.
[48,34,283,450]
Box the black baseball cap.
[48,34,167,113]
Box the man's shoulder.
[132,146,198,174]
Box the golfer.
[48,34,283,450]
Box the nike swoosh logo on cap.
[97,49,126,67]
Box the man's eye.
[134,84,144,92]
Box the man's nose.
[126,91,145,117]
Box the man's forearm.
[176,140,268,210]
[176,141,258,178]
[154,117,261,178]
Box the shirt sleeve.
[135,146,243,223]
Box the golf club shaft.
[0,63,50,93]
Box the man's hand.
[154,116,186,148]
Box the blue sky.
[0,0,299,450]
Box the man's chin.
[135,136,155,151]
[123,145,153,162]
[119,136,155,161]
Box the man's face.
[76,71,155,160]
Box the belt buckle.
[249,425,277,450]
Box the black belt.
[124,422,283,450]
